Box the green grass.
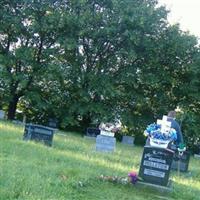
[0,120,200,200]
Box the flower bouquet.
[144,123,177,148]
[98,171,138,185]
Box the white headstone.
[0,110,5,119]
[100,130,115,137]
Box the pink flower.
[128,171,138,184]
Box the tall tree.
[0,0,62,119]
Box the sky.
[158,0,200,38]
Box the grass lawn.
[0,120,200,200]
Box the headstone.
[100,130,115,137]
[171,151,190,172]
[194,154,200,158]
[0,110,5,119]
[23,124,55,146]
[48,118,58,128]
[96,135,116,152]
[122,136,134,146]
[194,145,200,158]
[86,127,100,137]
[139,146,174,187]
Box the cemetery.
[0,0,200,199]
[1,119,200,200]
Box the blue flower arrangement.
[144,123,177,142]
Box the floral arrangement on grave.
[99,121,121,133]
[98,171,138,185]
[144,116,177,142]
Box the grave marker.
[48,118,58,128]
[171,151,190,172]
[139,146,174,187]
[23,124,55,146]
[194,145,200,158]
[0,110,5,119]
[96,135,116,152]
[122,136,134,146]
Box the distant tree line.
[0,0,199,150]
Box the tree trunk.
[7,95,19,120]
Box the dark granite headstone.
[86,128,100,137]
[96,135,116,152]
[23,124,55,146]
[48,119,58,128]
[139,146,174,186]
[171,151,190,172]
[194,145,200,158]
[122,136,134,146]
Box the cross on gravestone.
[100,130,115,137]
[157,115,172,134]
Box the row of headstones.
[86,128,192,188]
[7,120,197,189]
[85,127,134,150]
[0,107,195,188]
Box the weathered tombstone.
[139,146,174,187]
[194,145,200,158]
[95,122,118,152]
[96,135,116,152]
[171,151,190,172]
[86,127,100,137]
[23,124,55,146]
[48,118,58,128]
[122,136,134,146]
[194,154,200,158]
[0,110,5,119]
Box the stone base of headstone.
[136,180,173,192]
[171,151,190,172]
[96,135,116,152]
[194,154,200,159]
[121,136,134,146]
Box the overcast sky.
[158,0,200,38]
